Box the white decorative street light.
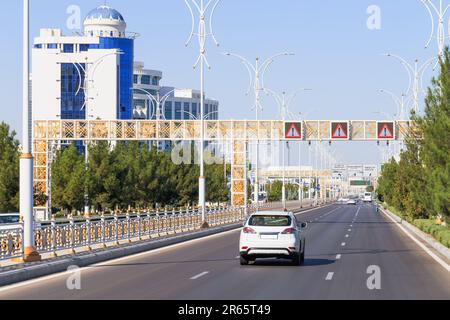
[223,52,294,210]
[265,88,311,210]
[383,54,436,114]
[21,0,40,262]
[184,0,222,227]
[420,0,450,67]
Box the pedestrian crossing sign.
[285,122,302,139]
[331,122,349,140]
[377,122,395,139]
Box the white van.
[363,192,373,203]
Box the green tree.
[0,122,20,212]
[268,181,282,202]
[418,48,450,220]
[51,145,86,213]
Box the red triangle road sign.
[378,123,394,139]
[285,123,302,139]
[332,123,348,139]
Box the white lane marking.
[235,256,240,259]
[380,209,450,273]
[348,229,351,232]
[336,254,341,260]
[190,271,209,280]
[0,204,338,293]
[345,234,349,238]
[341,242,346,246]
[325,272,334,280]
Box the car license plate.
[260,234,278,240]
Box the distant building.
[132,62,219,121]
[32,5,135,122]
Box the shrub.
[413,219,450,248]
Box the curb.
[0,223,240,287]
[0,202,331,287]
[381,207,450,261]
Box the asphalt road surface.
[0,203,449,300]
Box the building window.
[80,44,89,52]
[63,44,74,53]
[152,77,159,86]
[141,75,151,85]
[164,101,173,119]
[184,102,190,120]
[34,44,42,49]
[47,44,57,49]
[133,75,139,84]
[175,102,182,120]
[192,103,198,119]
[60,63,86,120]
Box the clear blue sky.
[0,0,442,165]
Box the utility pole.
[21,0,41,262]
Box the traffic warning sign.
[285,122,302,139]
[377,122,395,139]
[331,122,349,140]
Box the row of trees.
[377,49,450,223]
[51,142,229,214]
[0,122,20,213]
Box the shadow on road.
[250,258,335,267]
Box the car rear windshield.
[249,215,291,227]
[0,216,20,224]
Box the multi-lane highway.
[0,203,449,300]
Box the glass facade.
[97,37,134,120]
[60,63,86,119]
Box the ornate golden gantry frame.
[33,120,413,210]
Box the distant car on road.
[239,211,307,266]
[363,192,373,203]
[0,213,21,231]
[346,199,357,205]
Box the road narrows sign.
[377,122,395,139]
[285,122,302,139]
[331,122,349,140]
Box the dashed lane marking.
[190,271,210,280]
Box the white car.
[346,199,357,205]
[239,211,307,266]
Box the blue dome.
[85,5,125,22]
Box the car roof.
[251,211,293,216]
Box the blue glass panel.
[63,44,74,53]
[175,102,182,120]
[98,37,134,120]
[80,44,90,52]
[60,63,86,120]
[48,44,57,49]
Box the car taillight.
[243,227,256,234]
[281,228,295,234]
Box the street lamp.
[184,0,222,227]
[265,88,311,210]
[223,52,294,210]
[21,0,40,262]
[383,54,436,114]
[420,0,450,67]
